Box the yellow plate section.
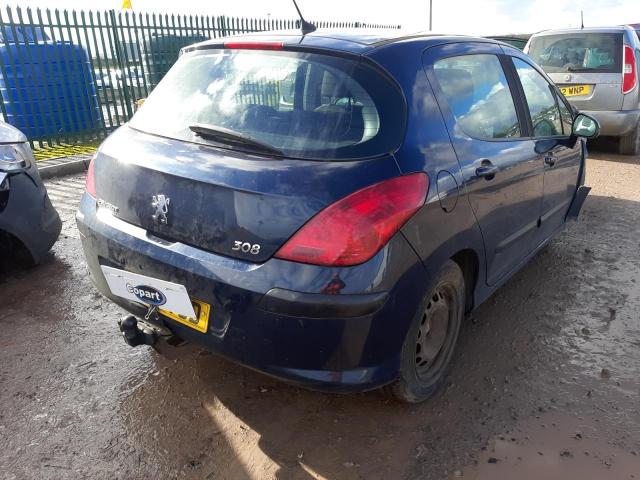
[159,299,210,333]
[559,84,591,97]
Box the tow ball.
[118,315,157,347]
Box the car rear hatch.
[92,43,406,263]
[527,31,624,110]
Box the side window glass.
[513,58,563,137]
[433,54,521,139]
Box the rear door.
[424,43,543,286]
[510,56,582,242]
[527,32,624,111]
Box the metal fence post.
[0,9,13,125]
[108,9,133,119]
[220,15,227,37]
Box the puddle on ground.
[453,413,639,480]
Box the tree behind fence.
[0,6,400,147]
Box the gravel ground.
[0,148,638,480]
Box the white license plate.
[100,266,196,319]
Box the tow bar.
[118,315,157,347]
[118,305,190,355]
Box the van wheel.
[619,125,640,155]
[390,260,465,403]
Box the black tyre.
[619,124,640,155]
[390,260,465,403]
[0,231,34,273]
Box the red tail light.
[275,173,429,267]
[85,156,96,198]
[224,41,283,50]
[623,45,637,94]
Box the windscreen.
[528,33,623,74]
[129,49,405,160]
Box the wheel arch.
[0,227,35,265]
[451,248,479,313]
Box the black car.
[78,32,599,402]
[0,121,61,267]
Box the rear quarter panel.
[368,41,487,307]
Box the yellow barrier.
[33,143,99,161]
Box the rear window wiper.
[566,66,609,72]
[188,124,284,157]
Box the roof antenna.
[580,10,584,29]
[292,0,317,35]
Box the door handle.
[475,161,498,179]
[544,154,556,167]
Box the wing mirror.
[572,113,600,138]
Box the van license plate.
[559,84,591,97]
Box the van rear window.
[528,33,622,74]
[129,49,405,160]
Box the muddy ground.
[0,147,639,480]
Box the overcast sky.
[13,0,640,35]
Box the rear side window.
[513,58,564,137]
[129,49,405,160]
[433,54,521,139]
[528,33,623,73]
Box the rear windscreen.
[129,49,405,160]
[528,33,623,73]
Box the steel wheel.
[415,287,454,379]
[391,260,465,403]
[619,124,640,155]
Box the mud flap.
[565,186,591,221]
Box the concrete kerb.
[38,154,92,179]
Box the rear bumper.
[76,194,428,392]
[582,109,640,137]
[0,169,61,263]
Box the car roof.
[187,29,509,55]
[531,25,634,37]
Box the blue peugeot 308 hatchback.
[76,31,598,402]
